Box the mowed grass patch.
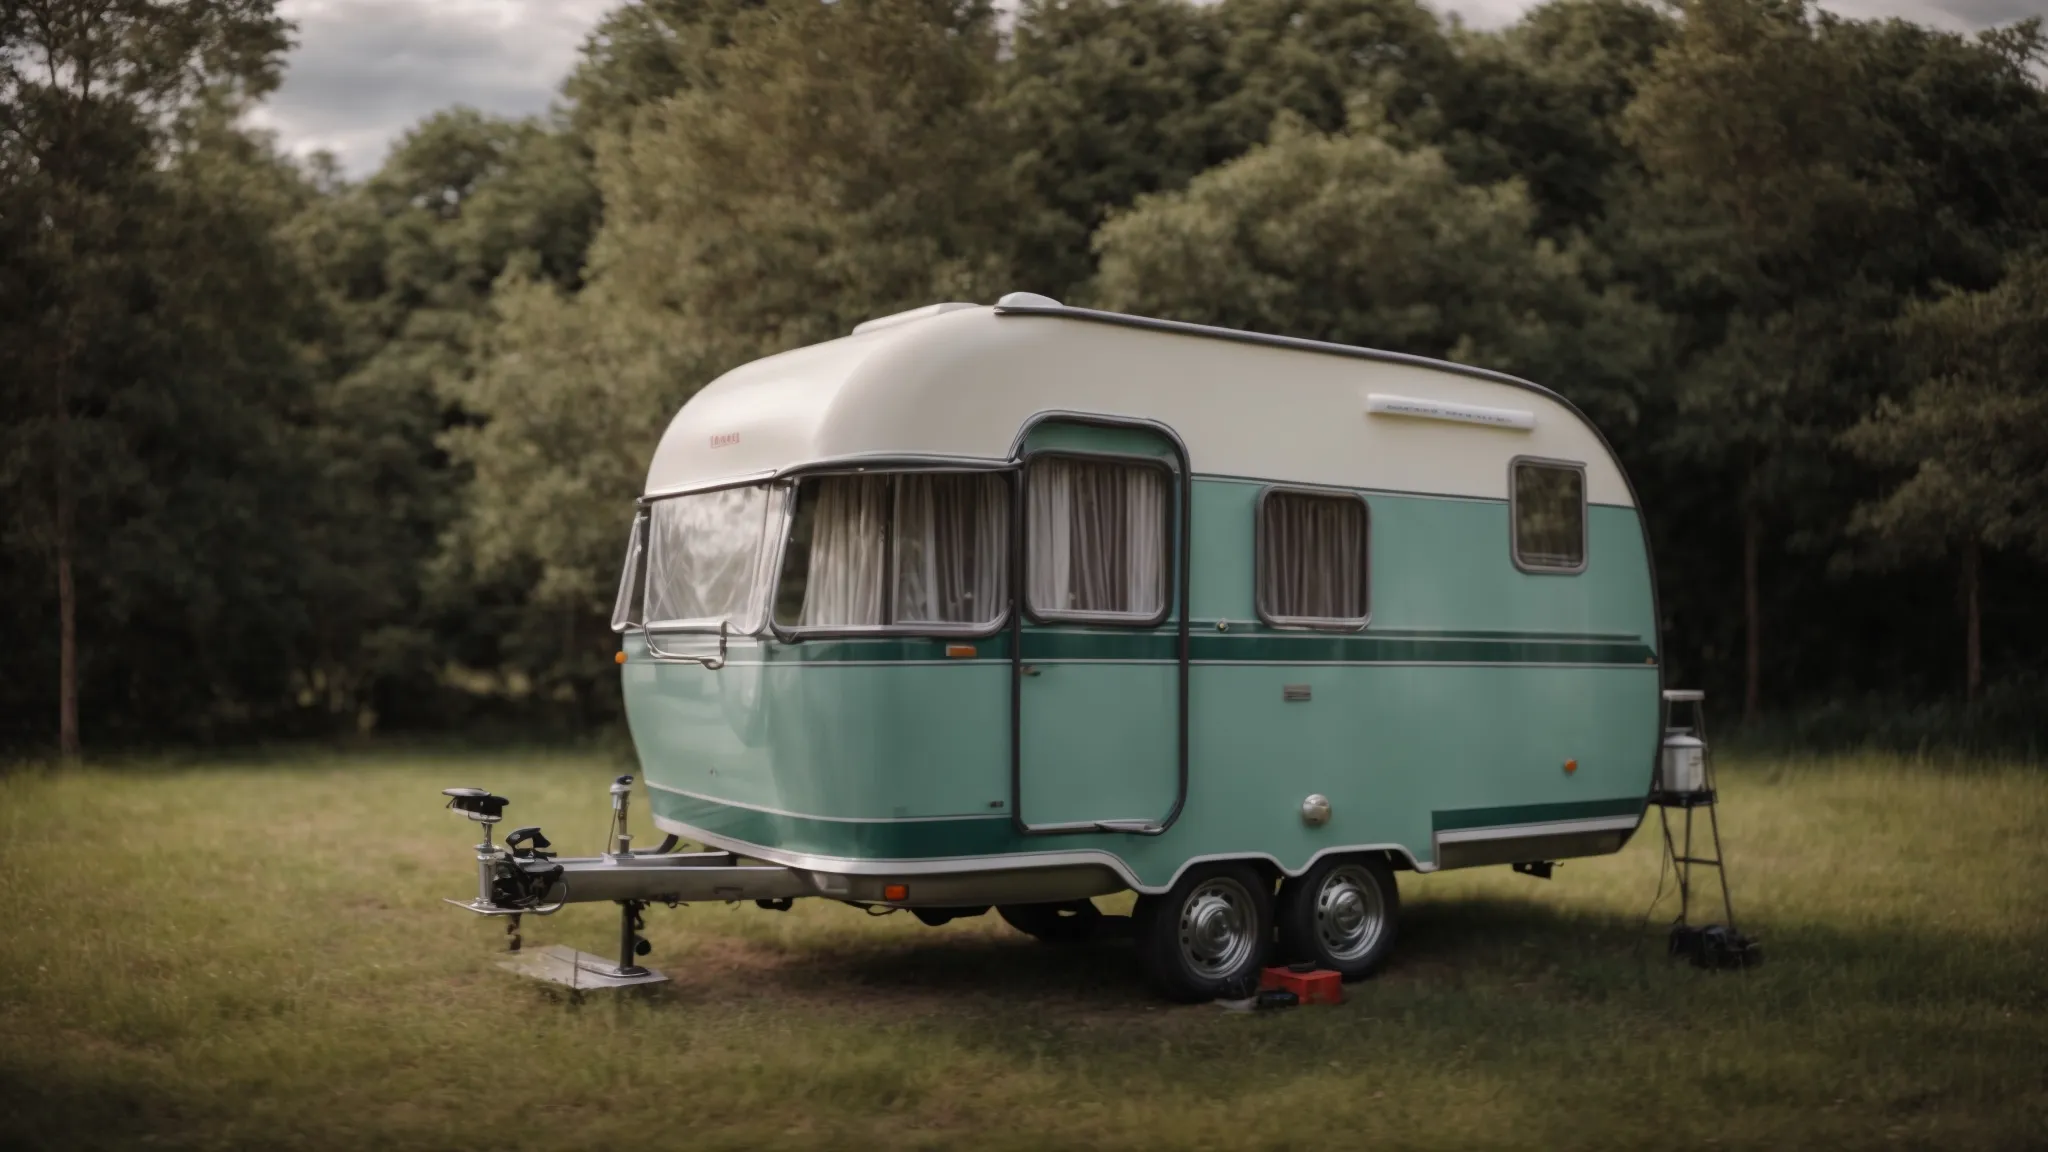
[0,752,2044,1151]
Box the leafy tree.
[284,107,602,730]
[1432,0,1675,239]
[1092,113,1662,428]
[448,0,1023,716]
[998,0,1232,297]
[1000,0,1462,299]
[1843,248,2048,701]
[562,0,767,140]
[1618,0,1869,721]
[0,0,295,755]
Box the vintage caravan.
[439,293,1665,1002]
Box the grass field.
[1,750,2044,1151]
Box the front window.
[611,510,646,631]
[775,472,1011,631]
[642,484,779,630]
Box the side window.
[1257,490,1369,628]
[1025,456,1170,622]
[1512,459,1587,572]
[774,472,1009,630]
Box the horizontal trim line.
[645,781,1009,825]
[693,631,1656,667]
[1432,797,1646,835]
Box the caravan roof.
[645,299,1635,507]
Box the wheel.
[998,899,1102,943]
[1135,863,1273,1002]
[1276,854,1399,979]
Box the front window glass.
[644,485,777,628]
[775,472,1009,630]
[611,511,646,631]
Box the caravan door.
[1013,440,1186,832]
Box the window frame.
[767,464,1017,642]
[1253,484,1373,632]
[1019,449,1177,629]
[1508,455,1589,576]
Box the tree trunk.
[1743,509,1761,725]
[1962,539,1981,704]
[57,385,80,762]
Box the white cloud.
[247,0,613,175]
[251,0,2035,178]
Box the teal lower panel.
[1019,661,1177,826]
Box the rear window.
[1512,460,1586,572]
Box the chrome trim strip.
[650,813,1427,893]
[642,455,1013,502]
[1433,814,1642,847]
[1190,661,1657,669]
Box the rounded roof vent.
[995,291,1063,309]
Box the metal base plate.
[497,944,668,989]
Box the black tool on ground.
[1254,988,1299,1010]
[1650,691,1764,971]
[1669,923,1762,970]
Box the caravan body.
[608,295,1662,997]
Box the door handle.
[1021,665,1041,677]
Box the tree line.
[3,0,2045,757]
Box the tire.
[1135,863,1273,1002]
[998,899,1102,943]
[1276,854,1399,979]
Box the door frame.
[1006,411,1192,837]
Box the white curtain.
[895,473,1008,625]
[645,485,774,627]
[1259,492,1366,621]
[1028,458,1168,617]
[799,475,888,626]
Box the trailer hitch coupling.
[437,776,814,989]
[441,788,567,915]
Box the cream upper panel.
[645,307,1634,507]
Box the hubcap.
[1178,876,1258,979]
[1315,864,1385,962]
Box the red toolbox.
[1260,965,1343,1005]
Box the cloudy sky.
[248,0,2040,178]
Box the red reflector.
[883,884,908,901]
[945,645,975,658]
